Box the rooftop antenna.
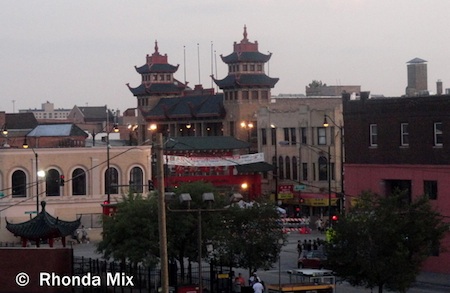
[197,43,201,85]
[210,41,214,89]
[214,50,218,92]
[183,45,187,85]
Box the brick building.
[343,92,450,273]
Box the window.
[243,64,248,71]
[72,168,87,195]
[261,128,267,145]
[370,124,378,146]
[105,167,119,195]
[271,127,277,146]
[301,127,307,144]
[401,123,409,146]
[229,121,235,137]
[291,128,297,145]
[46,169,61,196]
[434,122,443,146]
[242,91,249,100]
[302,163,308,181]
[130,167,144,193]
[272,156,277,180]
[285,156,291,180]
[12,170,27,197]
[318,156,328,181]
[330,127,335,145]
[317,127,326,145]
[292,157,298,181]
[251,90,258,100]
[424,180,438,200]
[278,156,284,180]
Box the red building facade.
[343,92,450,273]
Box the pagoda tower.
[212,26,279,144]
[127,41,188,111]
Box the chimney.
[436,80,443,95]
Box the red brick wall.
[0,248,72,293]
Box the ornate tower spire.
[154,40,159,54]
[242,25,248,42]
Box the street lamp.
[271,124,279,204]
[23,139,46,214]
[323,114,344,213]
[1,124,9,147]
[240,121,254,142]
[170,192,223,293]
[106,109,119,203]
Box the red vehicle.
[298,250,328,269]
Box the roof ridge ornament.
[154,40,159,54]
[242,25,248,42]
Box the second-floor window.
[370,124,378,146]
[434,122,443,147]
[401,123,409,146]
[317,127,326,145]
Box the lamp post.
[169,192,223,293]
[240,121,254,142]
[106,109,119,203]
[323,114,344,213]
[1,124,9,147]
[271,124,279,204]
[23,139,45,214]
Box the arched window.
[318,156,328,181]
[272,155,277,180]
[130,167,143,193]
[278,156,284,180]
[12,170,27,198]
[285,156,291,180]
[46,169,61,196]
[105,167,119,195]
[292,156,298,181]
[72,168,86,195]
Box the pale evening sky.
[1,0,449,113]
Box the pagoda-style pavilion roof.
[127,82,186,96]
[221,51,272,64]
[6,201,81,241]
[213,74,279,89]
[135,63,179,74]
[144,93,225,120]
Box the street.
[253,231,450,293]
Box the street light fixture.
[106,108,119,204]
[323,114,345,213]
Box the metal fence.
[73,257,231,293]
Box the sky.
[1,0,450,113]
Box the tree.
[326,190,448,293]
[97,193,160,268]
[216,200,286,275]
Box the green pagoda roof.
[6,201,81,241]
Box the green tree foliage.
[326,190,448,293]
[216,200,286,275]
[97,193,160,268]
[97,181,286,278]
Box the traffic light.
[331,215,339,222]
[60,175,65,186]
[148,180,154,191]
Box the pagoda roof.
[135,63,179,74]
[221,51,272,63]
[6,201,81,241]
[144,94,225,120]
[127,82,186,96]
[213,74,279,89]
[165,136,250,151]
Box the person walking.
[252,277,264,293]
[233,273,245,293]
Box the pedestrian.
[81,225,89,243]
[252,277,264,293]
[297,240,303,257]
[249,272,257,286]
[233,273,245,293]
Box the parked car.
[298,250,328,269]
